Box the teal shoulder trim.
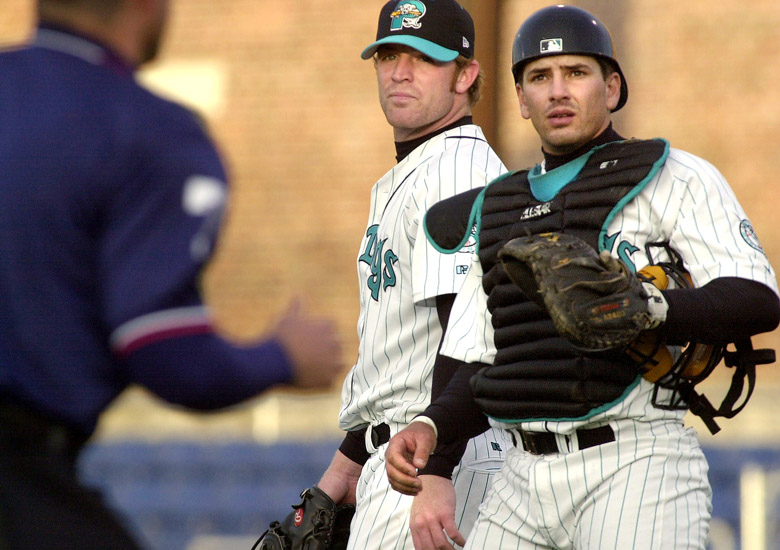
[598,138,670,252]
[423,170,518,254]
[486,375,643,424]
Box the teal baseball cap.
[361,0,475,62]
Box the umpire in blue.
[0,1,345,548]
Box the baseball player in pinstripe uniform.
[384,5,780,550]
[312,1,512,549]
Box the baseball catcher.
[252,486,354,550]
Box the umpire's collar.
[33,24,135,77]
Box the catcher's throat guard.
[629,242,775,434]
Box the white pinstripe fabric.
[465,420,711,550]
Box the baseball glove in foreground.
[498,232,658,351]
[252,486,354,550]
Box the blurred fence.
[78,440,780,550]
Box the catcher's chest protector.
[471,139,669,422]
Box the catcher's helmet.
[511,5,628,111]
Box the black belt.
[370,423,391,447]
[511,425,615,455]
[0,395,88,457]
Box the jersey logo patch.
[740,219,766,255]
[359,225,399,300]
[390,2,426,31]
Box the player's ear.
[605,72,621,112]
[454,59,479,95]
[516,82,531,120]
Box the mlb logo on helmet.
[540,38,563,53]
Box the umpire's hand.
[271,297,344,389]
[385,421,437,496]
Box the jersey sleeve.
[411,217,474,306]
[439,253,497,364]
[102,101,229,352]
[629,149,779,294]
[411,134,505,306]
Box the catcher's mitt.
[252,486,355,550]
[498,232,664,351]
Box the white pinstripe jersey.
[339,124,507,431]
[440,146,779,434]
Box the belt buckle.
[371,427,381,448]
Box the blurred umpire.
[0,0,344,548]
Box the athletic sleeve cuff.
[418,438,469,478]
[338,428,370,466]
[409,416,439,439]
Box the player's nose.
[391,54,414,81]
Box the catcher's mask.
[511,4,628,111]
[627,242,775,434]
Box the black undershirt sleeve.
[338,428,370,466]
[417,294,491,478]
[662,278,779,345]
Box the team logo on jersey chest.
[359,225,399,300]
[390,2,426,31]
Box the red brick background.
[1,1,778,441]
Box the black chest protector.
[426,138,669,422]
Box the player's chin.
[541,128,586,155]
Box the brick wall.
[1,1,778,439]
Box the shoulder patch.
[740,219,766,255]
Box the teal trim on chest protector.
[528,150,595,202]
[598,138,670,252]
[423,171,514,254]
[486,375,643,424]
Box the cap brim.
[360,36,459,62]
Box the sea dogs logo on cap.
[540,38,563,53]
[390,1,426,31]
